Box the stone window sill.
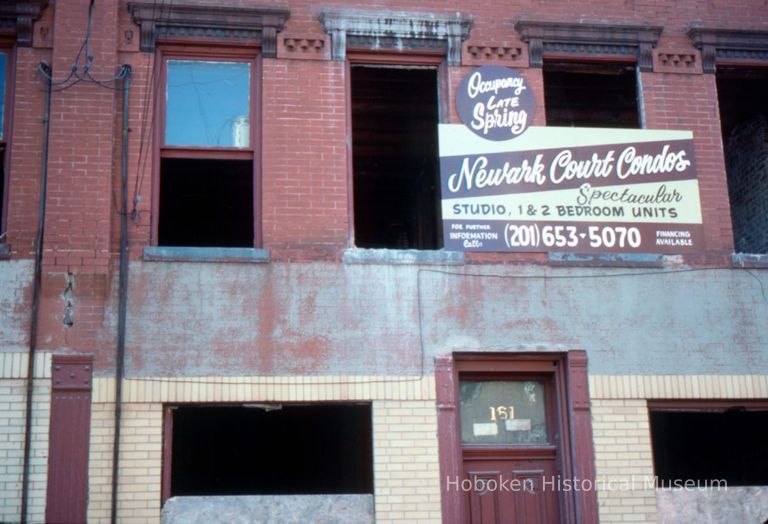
[143,246,270,264]
[548,252,664,268]
[342,248,464,265]
[731,253,768,269]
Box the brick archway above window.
[318,9,473,65]
[686,25,768,73]
[0,0,48,46]
[514,18,662,71]
[127,2,290,57]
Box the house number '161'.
[489,405,516,421]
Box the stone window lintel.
[318,8,473,65]
[514,18,662,71]
[686,25,768,73]
[128,1,290,57]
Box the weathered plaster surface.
[161,495,374,524]
[656,486,768,523]
[0,261,33,352]
[121,262,768,377]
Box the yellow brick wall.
[0,353,52,524]
[589,375,768,524]
[87,403,163,524]
[591,399,657,523]
[85,375,439,524]
[373,401,442,523]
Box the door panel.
[464,458,560,524]
[460,376,561,524]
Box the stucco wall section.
[122,263,768,378]
[0,261,33,354]
[656,486,768,523]
[161,495,374,524]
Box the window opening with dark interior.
[158,58,255,247]
[351,64,441,250]
[543,61,640,128]
[169,404,373,496]
[0,51,8,242]
[716,67,768,254]
[650,405,768,486]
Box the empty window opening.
[0,146,5,239]
[0,51,7,239]
[170,404,373,496]
[351,65,441,249]
[650,407,768,485]
[158,158,253,247]
[717,68,768,254]
[544,62,640,128]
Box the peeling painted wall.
[0,261,33,353]
[118,261,768,377]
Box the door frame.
[435,351,598,524]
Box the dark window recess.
[158,158,253,247]
[170,404,373,496]
[650,409,768,485]
[544,62,639,128]
[1,51,7,238]
[717,69,768,254]
[351,65,441,249]
[1,146,5,237]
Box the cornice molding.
[0,0,48,47]
[128,1,289,57]
[686,25,768,73]
[318,9,473,65]
[514,18,662,71]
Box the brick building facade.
[0,0,767,522]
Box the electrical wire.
[36,0,132,92]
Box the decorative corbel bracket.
[318,9,473,66]
[0,0,48,47]
[514,18,662,71]
[686,25,768,74]
[127,1,289,57]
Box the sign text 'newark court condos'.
[440,66,704,253]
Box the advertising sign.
[440,125,704,253]
[455,65,536,141]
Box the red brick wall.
[641,71,733,261]
[261,58,349,259]
[8,0,766,265]
[42,0,118,274]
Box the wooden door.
[459,377,562,524]
[46,355,93,524]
